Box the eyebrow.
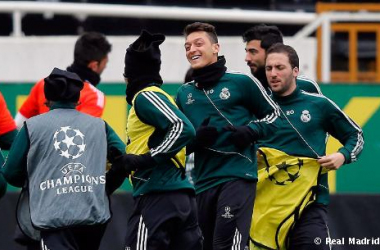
[245,48,258,52]
[185,37,204,46]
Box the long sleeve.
[134,91,195,164]
[0,151,6,198]
[242,75,281,140]
[105,122,126,194]
[323,98,364,164]
[1,124,29,187]
[0,91,17,149]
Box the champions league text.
[39,174,106,195]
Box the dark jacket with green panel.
[126,85,196,197]
[176,58,281,194]
[258,87,364,204]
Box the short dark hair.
[73,32,112,67]
[242,24,283,50]
[266,43,299,69]
[183,22,218,43]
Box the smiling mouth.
[191,55,201,60]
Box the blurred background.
[0,0,380,249]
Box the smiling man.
[176,22,282,250]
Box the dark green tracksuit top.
[176,71,281,194]
[258,87,364,204]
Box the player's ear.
[212,43,220,54]
[293,67,299,78]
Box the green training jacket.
[176,71,281,194]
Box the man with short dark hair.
[176,22,281,250]
[242,24,321,95]
[250,44,364,250]
[1,68,125,250]
[15,32,112,127]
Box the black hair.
[242,24,283,50]
[183,22,218,43]
[73,32,112,67]
[267,43,299,69]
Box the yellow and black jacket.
[127,85,195,196]
[250,147,323,250]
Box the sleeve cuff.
[338,147,350,164]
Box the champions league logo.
[266,159,303,186]
[53,126,86,159]
[39,126,105,195]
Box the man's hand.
[317,152,345,170]
[223,125,258,151]
[111,152,155,176]
[195,117,219,147]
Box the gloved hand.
[113,153,156,176]
[223,125,258,151]
[196,117,219,147]
[187,117,218,154]
[108,147,155,176]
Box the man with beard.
[176,22,281,250]
[15,32,111,128]
[242,24,321,95]
[250,44,363,250]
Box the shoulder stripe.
[245,73,281,117]
[141,91,183,156]
[228,71,281,121]
[297,75,322,94]
[302,91,364,161]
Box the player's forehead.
[185,31,212,44]
[266,52,290,65]
[245,40,262,50]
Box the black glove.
[223,125,258,151]
[112,153,156,176]
[187,117,218,154]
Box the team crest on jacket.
[300,110,311,123]
[53,126,86,159]
[219,87,230,100]
[186,93,195,105]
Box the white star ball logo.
[53,126,86,159]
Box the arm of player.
[321,97,364,167]
[317,152,345,170]
[104,122,127,195]
[0,92,18,148]
[16,80,45,128]
[135,91,195,164]
[226,74,281,150]
[1,124,29,188]
[0,171,6,199]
